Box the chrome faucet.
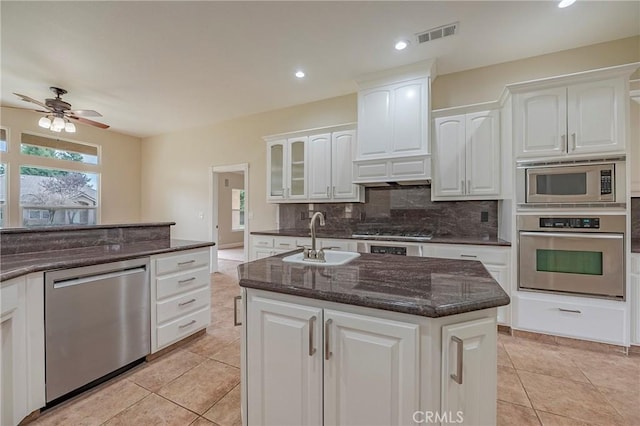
[309,211,325,257]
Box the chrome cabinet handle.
[309,316,317,356]
[467,180,471,194]
[332,186,336,197]
[326,186,330,197]
[561,134,566,152]
[178,260,196,266]
[178,298,196,307]
[461,180,465,194]
[571,133,576,151]
[178,277,196,284]
[450,336,463,385]
[233,295,242,326]
[278,243,291,247]
[558,308,581,314]
[179,319,196,329]
[460,254,477,258]
[325,319,333,360]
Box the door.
[308,133,332,200]
[323,310,419,426]
[288,137,308,200]
[332,130,358,200]
[267,140,287,201]
[466,110,500,196]
[357,88,392,159]
[568,78,625,155]
[434,115,466,197]
[519,231,624,298]
[515,87,566,158]
[391,79,427,156]
[247,296,323,426]
[441,317,497,426]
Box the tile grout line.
[199,382,241,423]
[97,385,153,426]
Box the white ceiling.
[1,1,638,138]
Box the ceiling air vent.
[416,22,458,44]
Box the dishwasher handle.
[53,267,147,289]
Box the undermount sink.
[282,250,361,266]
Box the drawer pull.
[257,242,269,246]
[178,260,196,266]
[279,243,291,247]
[558,308,582,314]
[178,277,196,284]
[178,298,196,307]
[325,319,333,360]
[233,295,242,326]
[178,319,196,329]
[460,254,477,258]
[309,316,317,356]
[450,336,464,385]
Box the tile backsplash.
[632,197,640,239]
[279,185,498,239]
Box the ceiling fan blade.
[69,115,110,129]
[69,109,102,117]
[3,105,50,113]
[13,93,53,111]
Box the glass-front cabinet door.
[267,140,286,201]
[287,137,308,200]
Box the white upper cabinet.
[433,110,500,200]
[353,60,435,184]
[267,126,362,203]
[630,95,640,195]
[514,77,626,159]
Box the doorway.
[210,163,249,272]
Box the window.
[232,189,245,231]
[21,133,98,164]
[0,128,7,152]
[20,166,98,227]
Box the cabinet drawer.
[157,307,210,349]
[631,254,640,274]
[156,266,210,299]
[514,294,625,345]
[157,286,210,324]
[319,239,356,252]
[155,249,209,276]
[274,237,297,251]
[252,236,274,249]
[423,244,509,265]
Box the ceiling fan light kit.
[14,86,109,132]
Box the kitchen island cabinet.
[238,252,508,426]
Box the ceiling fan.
[13,86,109,132]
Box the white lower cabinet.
[630,254,640,345]
[422,244,511,326]
[441,318,497,426]
[250,235,358,261]
[151,248,211,352]
[244,290,498,426]
[0,274,45,426]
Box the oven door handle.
[519,232,623,240]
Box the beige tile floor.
[32,258,640,426]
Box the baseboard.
[511,329,629,355]
[218,242,244,249]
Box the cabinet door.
[357,88,392,159]
[568,78,626,155]
[484,265,510,326]
[324,310,419,426]
[630,98,640,195]
[288,137,308,200]
[267,140,287,201]
[331,130,359,200]
[441,317,497,426]
[433,115,466,197]
[631,273,640,345]
[391,79,427,156]
[308,133,332,200]
[247,296,323,426]
[515,87,567,158]
[466,110,500,196]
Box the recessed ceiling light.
[295,70,305,78]
[558,0,577,8]
[395,40,409,51]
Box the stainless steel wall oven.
[518,215,625,300]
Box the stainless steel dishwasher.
[45,258,150,404]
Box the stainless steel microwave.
[516,160,625,206]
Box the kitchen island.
[238,251,509,426]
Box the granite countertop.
[0,222,176,234]
[633,238,640,254]
[251,229,511,247]
[1,239,213,281]
[238,251,510,318]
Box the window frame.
[231,188,245,231]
